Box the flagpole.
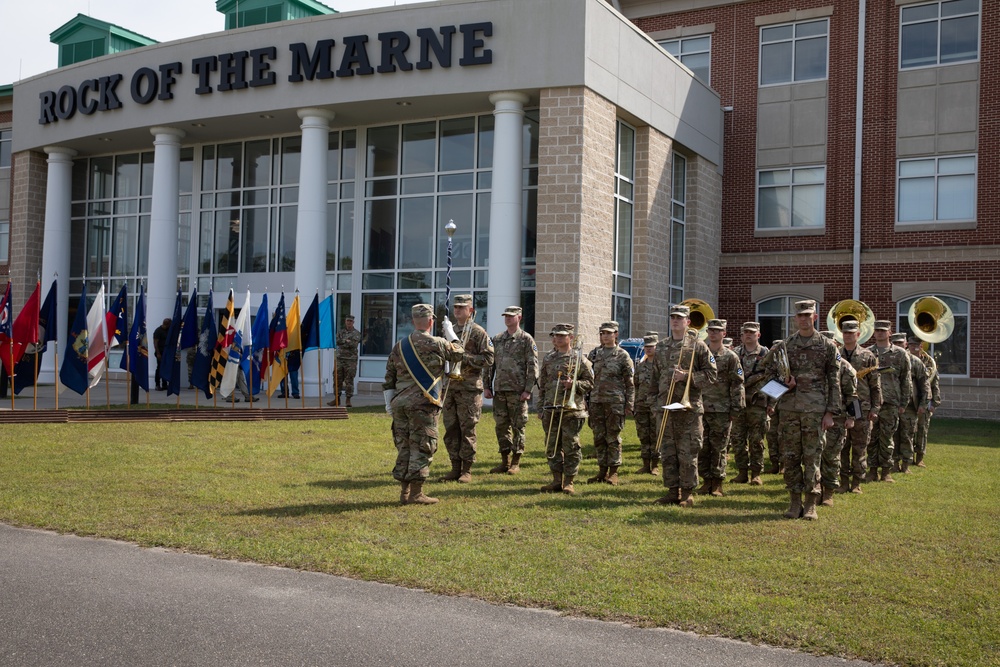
[104,283,110,409]
[32,277,41,411]
[440,220,457,411]
[53,340,59,410]
[33,351,39,411]
[8,341,13,411]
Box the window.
[612,121,635,336]
[59,38,106,67]
[0,220,8,264]
[897,295,969,376]
[900,0,979,69]
[757,296,810,347]
[658,36,711,84]
[757,166,825,229]
[229,4,283,29]
[669,153,686,305]
[0,130,10,169]
[897,155,975,223]
[760,20,828,86]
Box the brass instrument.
[546,335,584,459]
[826,299,875,345]
[908,296,954,344]
[856,365,890,381]
[679,298,715,340]
[543,370,564,458]
[765,340,792,385]
[653,328,698,453]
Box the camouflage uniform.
[766,403,782,472]
[486,325,538,458]
[868,338,911,477]
[730,339,770,478]
[539,339,594,479]
[633,336,658,469]
[384,328,464,483]
[699,337,744,484]
[335,325,363,400]
[821,355,857,493]
[587,325,635,478]
[894,347,930,471]
[442,315,494,469]
[913,346,940,465]
[648,321,718,499]
[840,340,881,490]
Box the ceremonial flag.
[39,279,58,349]
[0,282,11,352]
[250,294,269,395]
[179,288,200,350]
[220,290,252,398]
[190,291,216,398]
[106,284,128,348]
[86,284,108,388]
[318,295,336,350]
[162,290,184,396]
[267,293,288,396]
[4,281,40,375]
[121,285,149,392]
[60,286,90,395]
[301,294,320,353]
[209,289,235,395]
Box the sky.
[1,0,425,85]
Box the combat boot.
[345,396,352,408]
[864,467,879,483]
[915,451,926,468]
[733,469,749,484]
[399,481,410,505]
[820,486,835,507]
[710,479,724,497]
[606,466,620,486]
[802,493,819,520]
[541,472,563,493]
[678,488,695,508]
[892,459,901,472]
[851,476,863,494]
[654,487,680,505]
[900,459,911,474]
[836,474,851,494]
[458,460,473,484]
[749,469,763,486]
[649,459,660,476]
[765,461,781,474]
[490,453,510,474]
[407,481,438,505]
[562,475,576,495]
[636,458,651,475]
[783,491,802,519]
[440,459,462,482]
[587,467,608,484]
[507,453,521,475]
[881,468,896,483]
[696,478,713,495]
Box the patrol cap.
[345,314,356,321]
[669,305,691,317]
[453,294,473,306]
[722,337,733,346]
[502,306,522,316]
[643,334,659,346]
[411,303,434,318]
[873,320,892,331]
[821,330,836,340]
[841,321,860,333]
[741,322,761,332]
[890,332,907,343]
[794,299,817,315]
[907,334,923,345]
[599,321,619,333]
[644,330,659,337]
[550,323,575,336]
[706,319,727,331]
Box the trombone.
[544,335,584,459]
[653,328,698,453]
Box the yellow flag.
[268,294,299,396]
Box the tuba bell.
[679,298,716,340]
[908,296,954,344]
[826,299,875,345]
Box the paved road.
[0,524,871,667]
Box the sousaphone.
[908,296,954,344]
[679,298,715,340]
[826,299,875,345]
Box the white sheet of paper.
[761,379,790,400]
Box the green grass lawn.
[1,411,997,666]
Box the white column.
[295,108,335,396]
[146,127,186,334]
[39,146,77,383]
[486,92,530,336]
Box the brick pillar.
[10,150,48,311]
[684,154,723,310]
[632,126,673,337]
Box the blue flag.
[318,295,336,350]
[180,288,200,350]
[250,294,269,395]
[0,282,11,345]
[163,290,184,396]
[60,286,90,395]
[39,279,58,347]
[106,284,128,347]
[121,285,149,392]
[190,291,216,399]
[301,294,320,353]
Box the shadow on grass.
[307,478,387,491]
[235,500,394,517]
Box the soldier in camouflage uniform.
[908,336,941,467]
[699,319,745,497]
[633,333,660,475]
[765,300,842,521]
[586,321,635,486]
[648,304,718,508]
[730,322,771,483]
[484,305,538,475]
[538,323,595,495]
[818,331,857,507]
[839,320,881,494]
[383,304,464,505]
[766,395,782,474]
[332,315,363,407]
[866,320,911,484]
[441,294,495,484]
[893,333,930,474]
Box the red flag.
[3,281,40,375]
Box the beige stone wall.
[535,86,617,353]
[937,379,1000,421]
[10,150,47,311]
[631,126,673,337]
[683,153,722,309]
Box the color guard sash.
[400,333,443,406]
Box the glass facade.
[612,121,635,337]
[669,153,686,306]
